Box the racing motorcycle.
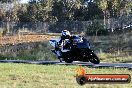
[49,35,100,64]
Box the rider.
[59,29,71,46]
[55,30,72,62]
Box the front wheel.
[89,53,100,64]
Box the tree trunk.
[103,10,106,29]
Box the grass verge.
[0,63,131,88]
[97,53,132,63]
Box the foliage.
[73,2,104,21]
[86,20,108,36]
[0,0,18,3]
[0,41,56,61]
[1,0,131,22]
[0,0,131,35]
[0,9,5,21]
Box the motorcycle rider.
[59,30,71,45]
[55,30,72,62]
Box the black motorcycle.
[49,35,100,64]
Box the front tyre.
[89,53,100,64]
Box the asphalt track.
[0,60,132,70]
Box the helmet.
[61,30,71,37]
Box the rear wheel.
[63,52,73,63]
[89,53,100,64]
[64,57,73,63]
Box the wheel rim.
[89,54,99,64]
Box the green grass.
[0,63,132,88]
[97,53,132,63]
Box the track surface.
[0,60,132,69]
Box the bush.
[86,20,108,36]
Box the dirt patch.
[0,34,57,45]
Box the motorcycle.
[49,35,100,64]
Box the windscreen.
[72,36,90,49]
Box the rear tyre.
[64,57,73,63]
[63,52,73,63]
[89,53,100,64]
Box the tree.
[126,1,132,14]
[0,0,21,22]
[97,0,108,29]
[17,4,29,22]
[73,2,103,21]
[0,9,5,21]
[52,0,65,21]
[86,20,108,36]
[0,0,18,3]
